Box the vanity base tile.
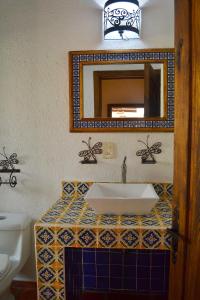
[35,181,173,300]
[64,248,170,300]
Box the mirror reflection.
[83,63,164,119]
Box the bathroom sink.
[85,183,159,215]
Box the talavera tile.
[57,228,75,247]
[39,266,56,284]
[120,229,140,248]
[39,285,57,300]
[35,181,173,300]
[77,228,97,247]
[99,229,118,248]
[142,230,162,249]
[37,247,56,265]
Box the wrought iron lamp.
[104,0,141,40]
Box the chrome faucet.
[121,156,127,183]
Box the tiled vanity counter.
[34,181,173,300]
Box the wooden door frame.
[184,0,200,297]
[169,0,200,299]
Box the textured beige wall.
[0,0,174,280]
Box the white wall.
[0,0,174,280]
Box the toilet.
[0,213,31,298]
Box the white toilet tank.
[0,213,31,297]
[0,213,31,264]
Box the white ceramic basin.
[85,183,159,215]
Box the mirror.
[69,49,175,132]
[83,63,164,119]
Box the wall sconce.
[104,0,141,40]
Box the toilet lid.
[0,213,30,230]
[0,254,10,280]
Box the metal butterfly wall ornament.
[0,147,20,188]
[136,135,162,164]
[0,147,19,170]
[78,137,102,164]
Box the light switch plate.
[102,142,115,159]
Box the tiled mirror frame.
[69,49,175,132]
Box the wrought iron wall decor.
[104,0,141,40]
[0,147,20,188]
[69,49,175,132]
[136,135,162,164]
[78,137,102,164]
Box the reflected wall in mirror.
[85,64,164,118]
[69,49,175,132]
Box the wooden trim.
[69,48,175,55]
[81,116,167,122]
[168,1,191,300]
[94,70,145,79]
[69,127,174,133]
[11,280,37,300]
[169,0,200,299]
[184,0,200,298]
[80,59,168,121]
[163,59,168,123]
